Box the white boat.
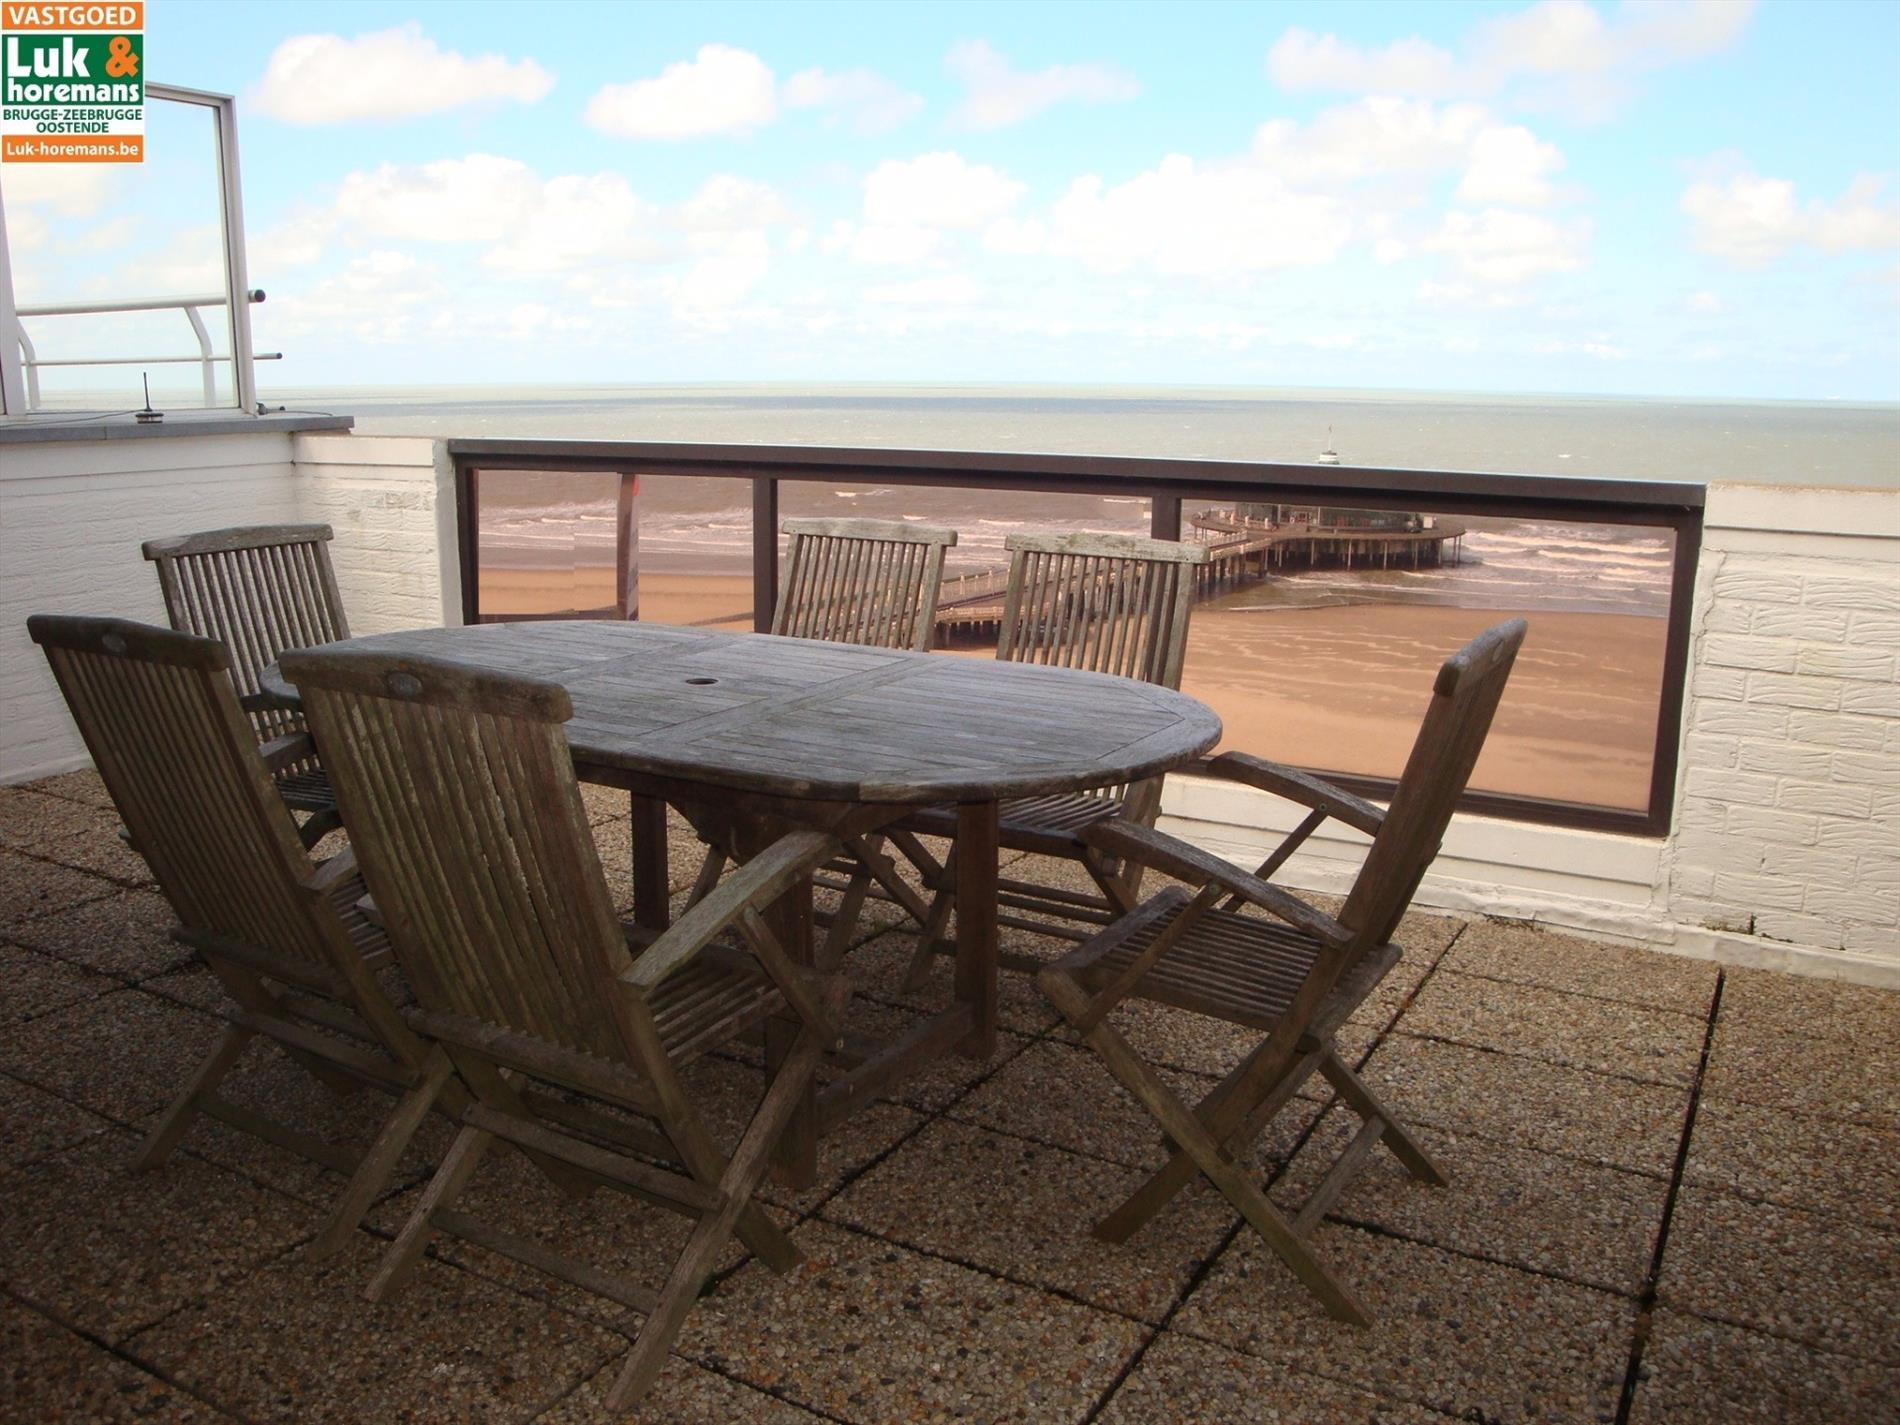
[1317,428,1340,465]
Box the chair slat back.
[143,524,349,741]
[997,531,1209,688]
[1340,619,1528,947]
[27,616,334,969]
[283,648,639,1063]
[774,518,957,651]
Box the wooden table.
[266,620,1220,1179]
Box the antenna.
[136,371,162,424]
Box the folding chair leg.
[1318,1049,1446,1187]
[367,1122,494,1302]
[606,1016,829,1413]
[1042,969,1371,1326]
[308,1048,456,1263]
[900,847,957,990]
[134,1023,254,1170]
[687,841,728,909]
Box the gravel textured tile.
[1702,1004,1899,1130]
[1402,970,1705,1086]
[1683,1098,1900,1231]
[592,808,742,900]
[1718,965,1900,1039]
[1,1296,237,1424]
[849,929,1062,1035]
[681,1219,1148,1422]
[825,1117,1234,1323]
[0,790,151,884]
[5,889,192,981]
[1444,918,1720,1014]
[539,1350,832,1424]
[1099,1331,1452,1424]
[1657,1187,1900,1365]
[0,941,120,1022]
[147,1042,452,1210]
[1628,1310,1900,1425]
[0,1071,115,1166]
[819,997,1030,1113]
[23,769,118,809]
[1365,1034,1690,1177]
[0,1130,316,1342]
[1174,1223,1634,1424]
[0,849,118,928]
[676,1048,926,1214]
[370,1139,789,1330]
[131,1235,621,1424]
[0,987,222,1124]
[1273,1110,1667,1295]
[1,986,221,1124]
[949,1038,1318,1173]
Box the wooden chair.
[142,524,349,820]
[280,645,849,1413]
[900,530,1210,986]
[773,516,957,649]
[690,516,957,957]
[26,614,456,1262]
[1037,619,1527,1323]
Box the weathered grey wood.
[281,643,850,1412]
[141,523,348,816]
[773,518,954,651]
[898,530,1212,980]
[25,613,449,1261]
[1037,619,1527,1323]
[260,620,1218,805]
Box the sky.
[3,0,1898,401]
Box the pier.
[933,506,1465,639]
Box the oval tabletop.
[263,620,1221,805]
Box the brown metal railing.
[447,440,1704,837]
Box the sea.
[271,383,1900,620]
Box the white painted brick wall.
[1665,483,1900,970]
[1,428,454,782]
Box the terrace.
[3,78,1897,1425]
[3,770,1896,1423]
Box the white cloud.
[1022,155,1353,277]
[1269,0,1755,118]
[863,273,984,305]
[335,154,545,243]
[945,40,1138,130]
[1685,290,1724,313]
[1456,125,1563,206]
[830,152,1027,266]
[1682,170,1900,267]
[482,173,666,274]
[250,209,339,271]
[1426,208,1589,285]
[863,152,1026,229]
[1267,29,1463,98]
[1253,97,1488,185]
[252,24,552,125]
[585,44,776,139]
[0,162,111,217]
[784,67,923,133]
[270,251,441,343]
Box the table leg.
[629,794,670,932]
[953,800,1000,1061]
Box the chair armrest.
[1082,820,1351,948]
[259,731,318,775]
[622,829,839,991]
[240,689,296,715]
[1209,752,1385,838]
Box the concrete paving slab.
[1445,918,1720,1015]
[1627,1309,1900,1425]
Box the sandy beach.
[477,568,1662,811]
